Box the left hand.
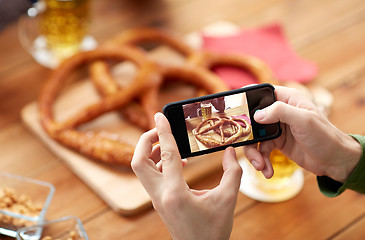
[132,112,242,240]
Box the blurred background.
[1,0,365,239]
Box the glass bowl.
[0,172,55,238]
[16,216,89,240]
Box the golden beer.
[267,149,298,185]
[254,149,300,193]
[200,102,212,120]
[240,148,304,202]
[40,0,90,60]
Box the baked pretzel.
[39,28,273,167]
[39,47,228,166]
[102,28,196,57]
[188,51,277,86]
[89,28,275,129]
[88,46,153,130]
[193,117,251,148]
[89,28,201,129]
[39,47,160,165]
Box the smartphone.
[162,83,281,158]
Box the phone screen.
[183,91,253,153]
[163,84,281,158]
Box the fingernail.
[154,113,160,124]
[254,109,265,121]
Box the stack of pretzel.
[38,28,275,167]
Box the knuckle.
[130,157,143,173]
[160,149,177,161]
[287,87,302,96]
[271,101,285,112]
[301,109,322,126]
[140,131,151,142]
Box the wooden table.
[1,0,365,239]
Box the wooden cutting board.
[20,22,240,216]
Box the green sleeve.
[317,134,365,197]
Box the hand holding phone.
[163,83,281,158]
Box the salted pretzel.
[92,28,276,88]
[102,28,196,57]
[98,28,276,87]
[39,28,274,167]
[89,28,199,130]
[39,47,228,166]
[89,28,275,129]
[188,51,277,86]
[38,47,160,166]
[193,117,251,148]
[88,46,153,130]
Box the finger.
[272,85,310,104]
[261,156,274,179]
[132,128,158,171]
[131,128,162,189]
[150,144,161,163]
[215,147,242,197]
[243,143,265,171]
[272,85,300,103]
[151,145,188,170]
[157,158,187,172]
[258,142,275,178]
[154,112,184,180]
[254,101,310,126]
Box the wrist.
[327,133,362,183]
[170,225,231,240]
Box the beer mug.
[200,102,212,120]
[18,0,97,68]
[239,149,304,202]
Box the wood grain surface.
[1,0,365,239]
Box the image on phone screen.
[182,91,254,153]
[163,83,281,158]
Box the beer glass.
[200,102,212,120]
[18,0,97,68]
[239,149,304,202]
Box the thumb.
[218,147,242,193]
[154,112,184,179]
[254,101,307,126]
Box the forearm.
[325,131,362,183]
[318,134,365,197]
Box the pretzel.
[88,46,153,130]
[39,47,228,166]
[89,28,275,129]
[89,28,198,130]
[39,47,155,165]
[102,28,196,57]
[193,117,251,148]
[39,28,273,167]
[188,51,277,86]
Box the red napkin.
[231,114,251,124]
[202,23,317,89]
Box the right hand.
[244,86,361,183]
